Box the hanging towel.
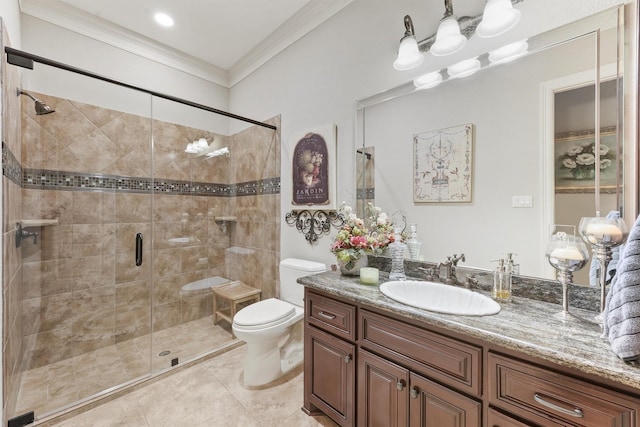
[603,213,640,361]
[589,211,622,287]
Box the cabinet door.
[409,372,481,427]
[358,349,409,427]
[305,325,355,427]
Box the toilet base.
[241,321,303,387]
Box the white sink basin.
[379,280,501,316]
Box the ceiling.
[18,0,354,87]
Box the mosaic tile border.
[20,168,280,197]
[2,142,22,186]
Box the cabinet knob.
[410,387,419,399]
[396,380,406,391]
[344,354,352,363]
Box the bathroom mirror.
[355,5,636,284]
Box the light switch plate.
[512,195,533,208]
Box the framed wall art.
[413,123,473,203]
[290,124,337,209]
[554,126,619,193]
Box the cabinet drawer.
[487,408,532,427]
[306,290,356,341]
[360,309,482,396]
[489,352,640,427]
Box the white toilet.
[232,258,326,386]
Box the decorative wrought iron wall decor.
[285,210,344,245]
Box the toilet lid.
[233,298,295,327]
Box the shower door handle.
[135,233,143,266]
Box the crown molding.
[19,0,230,87]
[19,0,354,88]
[228,0,354,87]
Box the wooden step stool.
[212,280,262,326]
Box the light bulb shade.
[414,71,443,90]
[394,35,424,70]
[489,40,528,64]
[447,57,481,79]
[477,0,521,38]
[579,216,628,247]
[430,17,466,56]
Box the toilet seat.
[233,298,296,330]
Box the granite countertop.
[299,270,640,392]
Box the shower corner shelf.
[20,219,58,227]
[214,216,236,234]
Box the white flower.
[567,145,584,155]
[600,158,612,169]
[373,206,382,214]
[377,213,388,225]
[562,158,577,169]
[599,145,610,156]
[348,213,357,221]
[575,153,595,165]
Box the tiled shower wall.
[2,19,26,421]
[4,89,280,378]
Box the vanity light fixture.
[154,12,174,27]
[476,0,522,38]
[430,0,467,57]
[393,15,425,70]
[488,40,528,64]
[413,71,443,90]
[392,0,524,71]
[447,57,481,78]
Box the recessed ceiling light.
[154,12,174,27]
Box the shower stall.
[2,43,281,424]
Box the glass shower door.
[11,62,154,420]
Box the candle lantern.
[578,216,628,316]
[546,225,589,319]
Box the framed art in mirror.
[413,123,474,203]
[554,126,619,194]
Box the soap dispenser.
[505,252,519,275]
[492,258,512,302]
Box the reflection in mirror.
[355,6,634,284]
[356,147,375,217]
[553,79,621,286]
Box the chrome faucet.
[438,253,465,285]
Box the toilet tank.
[279,258,326,306]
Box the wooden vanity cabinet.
[303,288,640,427]
[303,291,357,426]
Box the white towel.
[603,214,640,361]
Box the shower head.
[17,89,55,115]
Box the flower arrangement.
[330,202,395,265]
[559,142,615,180]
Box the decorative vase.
[571,168,595,180]
[337,254,368,276]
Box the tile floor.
[15,316,238,418]
[41,345,339,426]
